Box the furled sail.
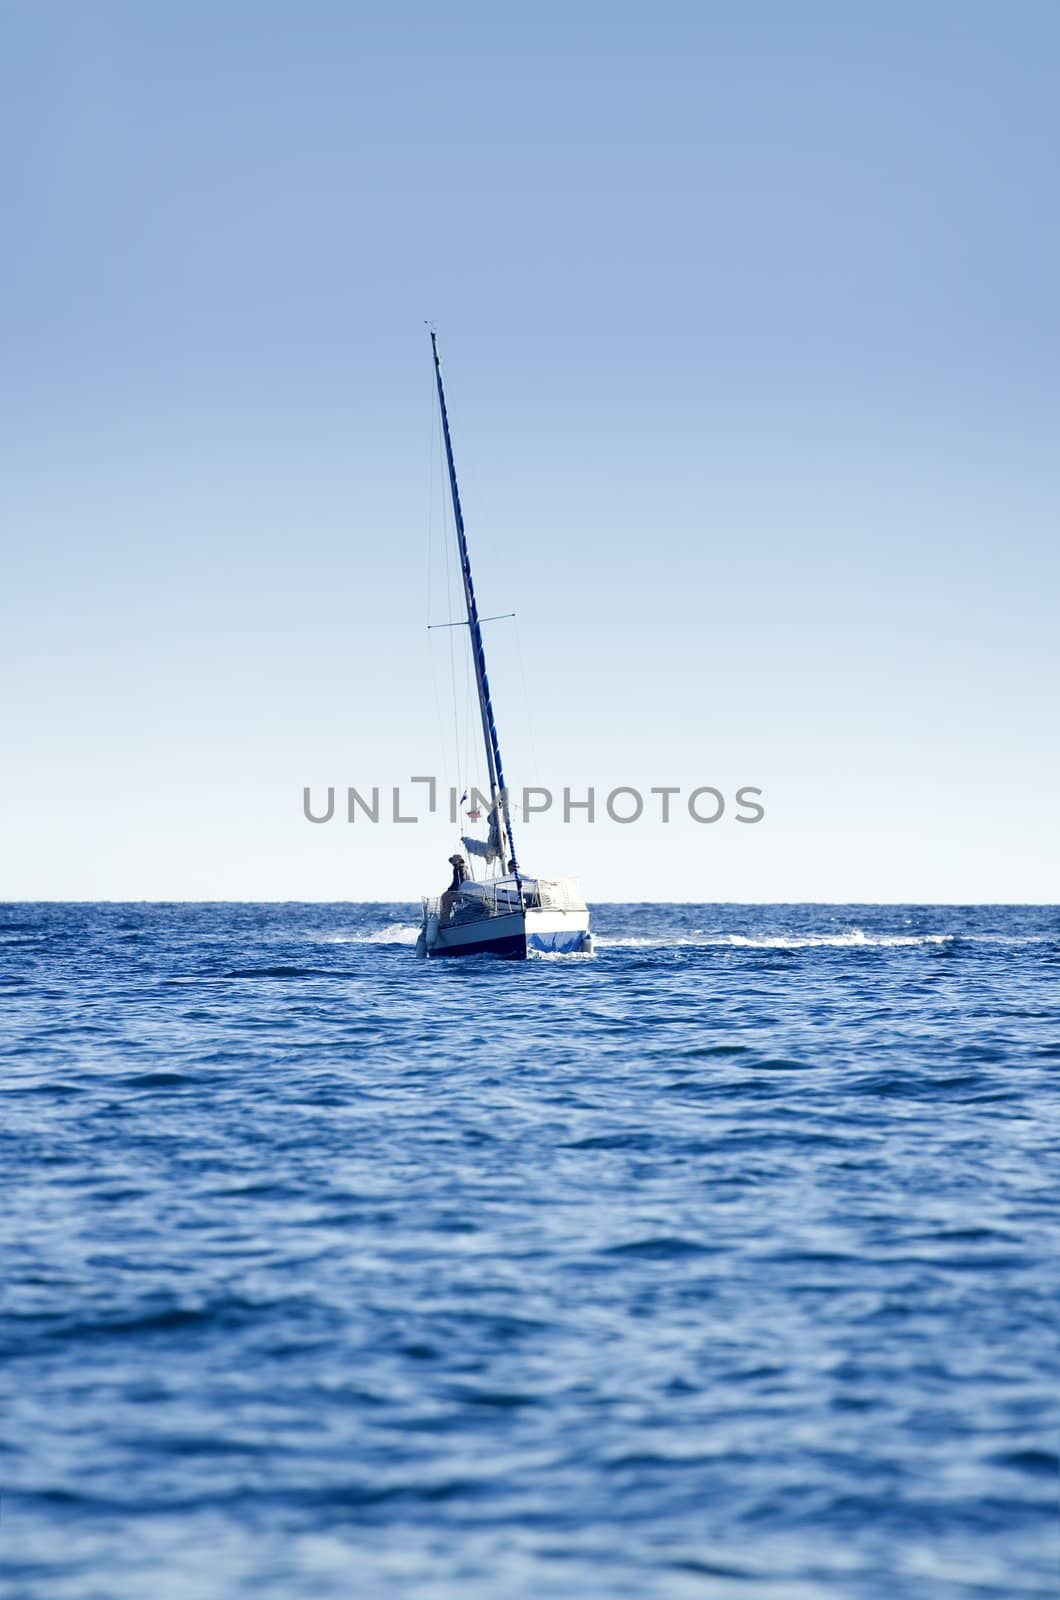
[461,807,504,864]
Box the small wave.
[222,965,334,978]
[115,1071,192,1089]
[321,924,421,946]
[988,1448,1060,1478]
[604,1235,716,1259]
[565,1131,656,1151]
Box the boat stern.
[417,877,592,959]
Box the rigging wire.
[440,417,464,811]
[425,367,434,629]
[513,612,541,788]
[425,382,452,806]
[467,620,480,800]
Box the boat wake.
[319,925,1052,955]
[321,924,421,947]
[597,930,957,950]
[721,930,954,948]
[597,930,1055,950]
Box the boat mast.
[430,331,520,880]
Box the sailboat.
[417,333,593,959]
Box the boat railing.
[534,877,587,912]
[421,890,505,923]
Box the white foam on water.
[320,924,421,946]
[317,926,1050,953]
[597,930,957,950]
[528,949,597,961]
[719,931,955,949]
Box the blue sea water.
[1,902,1058,1600]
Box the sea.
[1,902,1057,1600]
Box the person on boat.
[438,854,468,925]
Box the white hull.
[418,880,592,959]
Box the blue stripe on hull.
[428,932,527,960]
[527,928,590,954]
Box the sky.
[2,0,1058,902]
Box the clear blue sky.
[2,1,1057,901]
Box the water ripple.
[0,901,1058,1600]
